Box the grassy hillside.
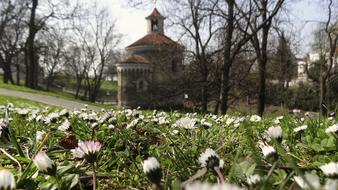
[0,76,113,108]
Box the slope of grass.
[0,94,59,109]
[0,77,113,109]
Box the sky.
[101,0,329,57]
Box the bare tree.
[0,0,27,84]
[64,45,89,99]
[250,0,286,116]
[215,0,285,114]
[169,0,220,112]
[24,0,81,89]
[39,28,66,90]
[305,0,337,115]
[73,4,121,102]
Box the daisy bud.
[293,173,320,189]
[33,152,57,176]
[198,148,224,170]
[143,157,162,186]
[266,126,283,142]
[71,141,102,163]
[0,170,16,190]
[260,145,278,162]
[320,162,338,178]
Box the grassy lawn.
[0,94,59,109]
[1,105,337,189]
[0,75,114,109]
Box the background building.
[116,8,184,108]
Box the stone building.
[116,8,184,108]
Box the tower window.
[137,79,148,92]
[151,19,158,31]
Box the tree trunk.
[257,56,267,117]
[25,0,39,89]
[319,76,327,116]
[219,0,234,115]
[16,62,21,85]
[46,75,53,90]
[201,81,208,113]
[3,55,14,84]
[75,78,81,99]
[256,1,270,117]
[89,89,97,102]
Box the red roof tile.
[122,55,150,64]
[146,8,165,19]
[127,33,177,48]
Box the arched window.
[151,19,158,31]
[137,79,148,92]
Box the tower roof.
[146,8,165,19]
[127,33,178,48]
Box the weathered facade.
[116,8,184,108]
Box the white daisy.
[143,157,160,174]
[266,126,283,140]
[325,124,338,134]
[260,145,276,158]
[324,179,338,190]
[247,174,261,186]
[320,162,338,177]
[198,148,224,169]
[184,181,243,190]
[33,152,56,175]
[175,117,196,129]
[0,170,16,190]
[58,119,70,131]
[294,125,307,132]
[293,173,320,189]
[250,115,261,122]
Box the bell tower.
[146,8,165,35]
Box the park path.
[0,88,101,111]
